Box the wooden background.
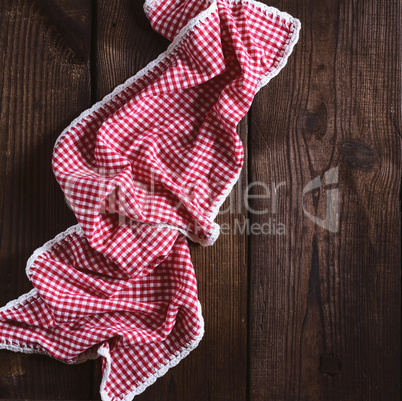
[0,0,400,400]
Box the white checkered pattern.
[0,0,300,400]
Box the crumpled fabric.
[0,0,300,400]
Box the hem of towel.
[98,300,204,401]
[53,0,301,247]
[0,285,99,363]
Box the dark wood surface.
[0,0,400,400]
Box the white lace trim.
[0,288,47,356]
[152,221,220,247]
[0,288,38,315]
[0,289,61,359]
[143,0,215,13]
[0,339,48,356]
[98,300,205,401]
[0,223,84,319]
[25,224,84,278]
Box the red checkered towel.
[0,0,300,399]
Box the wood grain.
[0,0,94,398]
[0,0,400,399]
[92,1,248,399]
[248,0,401,400]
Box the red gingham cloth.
[0,1,300,399]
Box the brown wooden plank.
[0,0,93,398]
[248,0,401,400]
[92,1,248,400]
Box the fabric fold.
[0,1,300,400]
